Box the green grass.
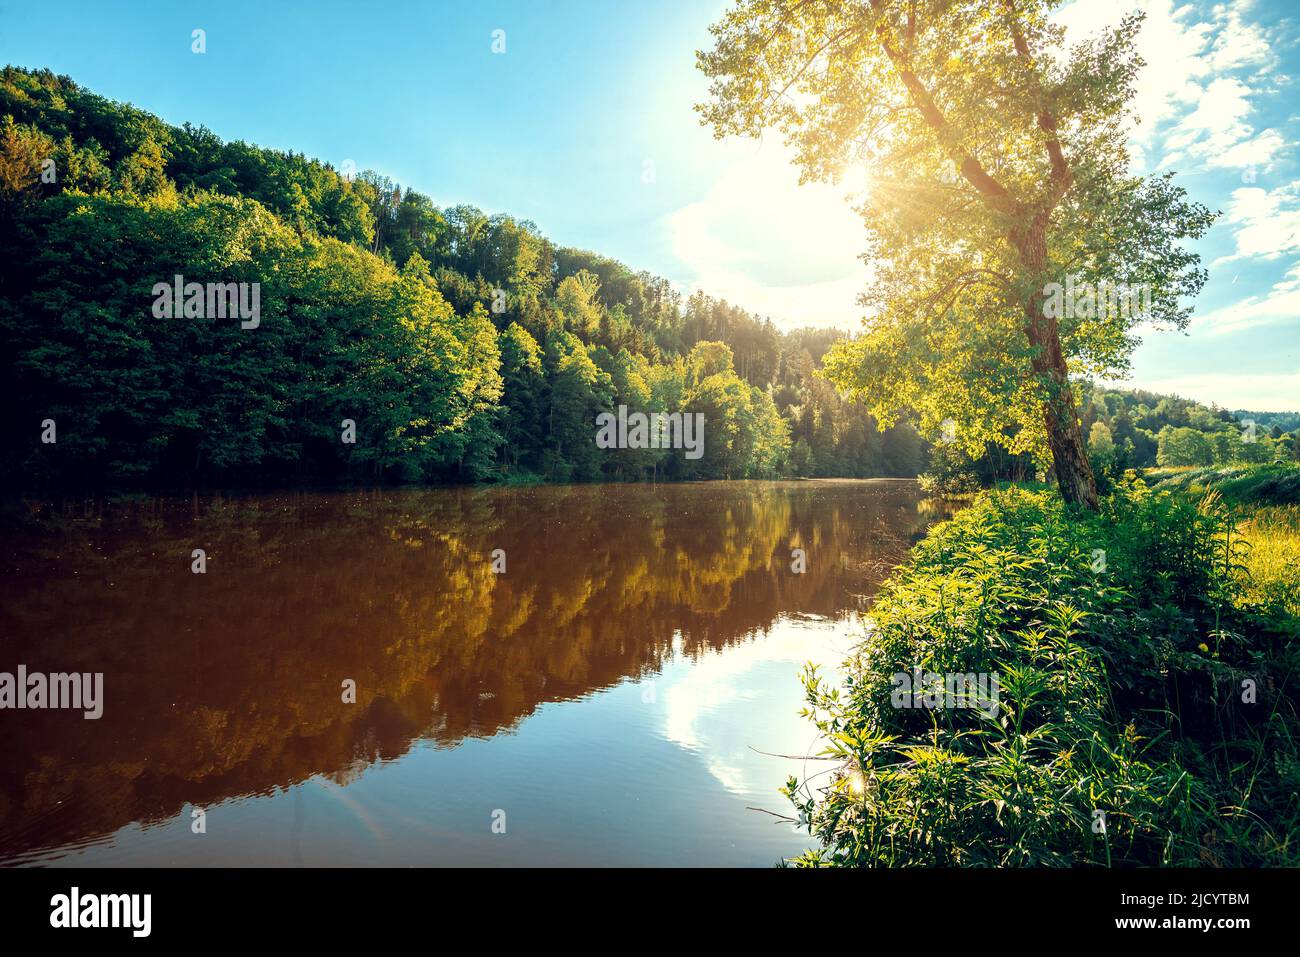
[1236,504,1300,620]
[1143,463,1300,506]
[784,480,1300,867]
[1144,463,1300,618]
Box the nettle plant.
[698,0,1216,508]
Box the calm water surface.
[0,479,952,866]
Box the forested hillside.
[1081,386,1299,473]
[0,66,925,487]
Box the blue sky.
[1,0,1296,411]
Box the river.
[0,479,952,866]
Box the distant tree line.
[1081,386,1298,479]
[0,66,924,488]
[922,382,1300,494]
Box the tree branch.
[767,22,863,111]
[1002,0,1073,211]
[868,0,1020,217]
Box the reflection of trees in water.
[0,481,949,860]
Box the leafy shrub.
[785,481,1300,866]
[918,442,981,496]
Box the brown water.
[0,479,951,866]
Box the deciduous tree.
[698,0,1215,507]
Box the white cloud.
[1208,2,1276,72]
[1055,0,1214,149]
[1165,76,1255,156]
[1204,128,1284,170]
[1212,185,1300,264]
[1195,261,1300,335]
[663,142,871,331]
[1056,0,1279,172]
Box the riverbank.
[784,478,1300,866]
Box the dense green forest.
[1082,387,1298,472]
[0,66,930,487]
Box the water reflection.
[0,479,950,865]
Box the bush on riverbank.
[784,481,1300,866]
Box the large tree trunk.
[1027,317,1099,509]
[1016,225,1100,510]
